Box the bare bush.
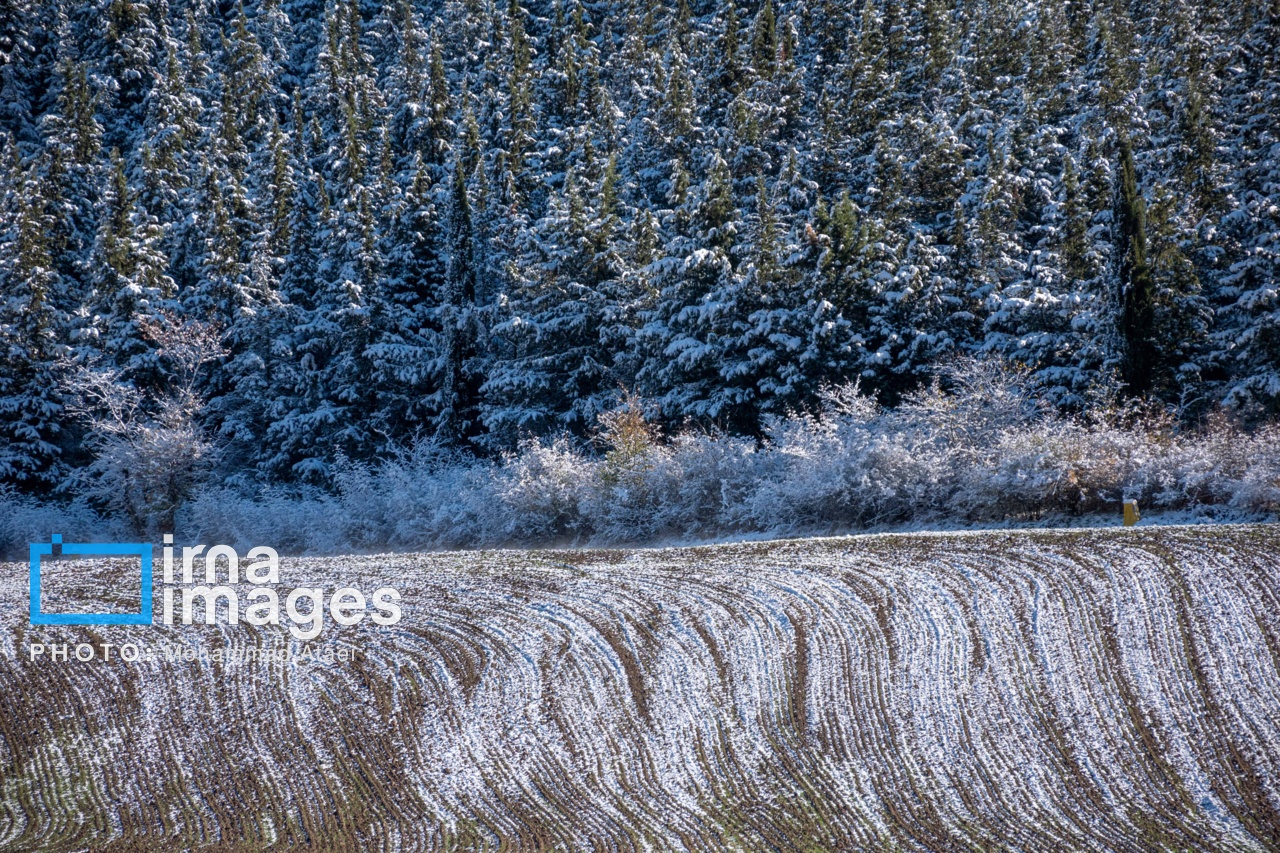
[64,313,226,534]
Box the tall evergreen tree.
[0,149,70,487]
[1113,136,1157,397]
[91,147,173,379]
[434,157,485,448]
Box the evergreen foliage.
[0,0,1278,490]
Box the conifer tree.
[639,152,754,430]
[91,147,173,380]
[1218,0,1280,415]
[369,153,443,437]
[1113,136,1157,397]
[434,158,485,447]
[0,150,70,487]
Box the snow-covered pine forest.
[1,0,1278,537]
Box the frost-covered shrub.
[178,487,347,555]
[582,430,766,541]
[750,384,951,528]
[660,432,765,535]
[749,408,874,529]
[579,447,679,543]
[0,487,122,561]
[578,399,678,542]
[578,449,676,543]
[491,439,590,542]
[376,444,504,549]
[950,420,1137,518]
[897,358,1049,454]
[1147,419,1280,510]
[1229,427,1280,511]
[64,315,226,535]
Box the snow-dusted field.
[2,525,1279,851]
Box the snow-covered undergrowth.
[127,383,1280,553]
[0,487,129,559]
[4,378,1280,558]
[1,526,1278,850]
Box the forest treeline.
[0,0,1278,491]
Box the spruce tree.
[91,147,173,380]
[369,153,443,439]
[0,150,70,487]
[434,158,485,448]
[1113,136,1157,397]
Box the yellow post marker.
[1123,500,1140,527]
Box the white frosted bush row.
[4,364,1278,557]
[176,413,1277,556]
